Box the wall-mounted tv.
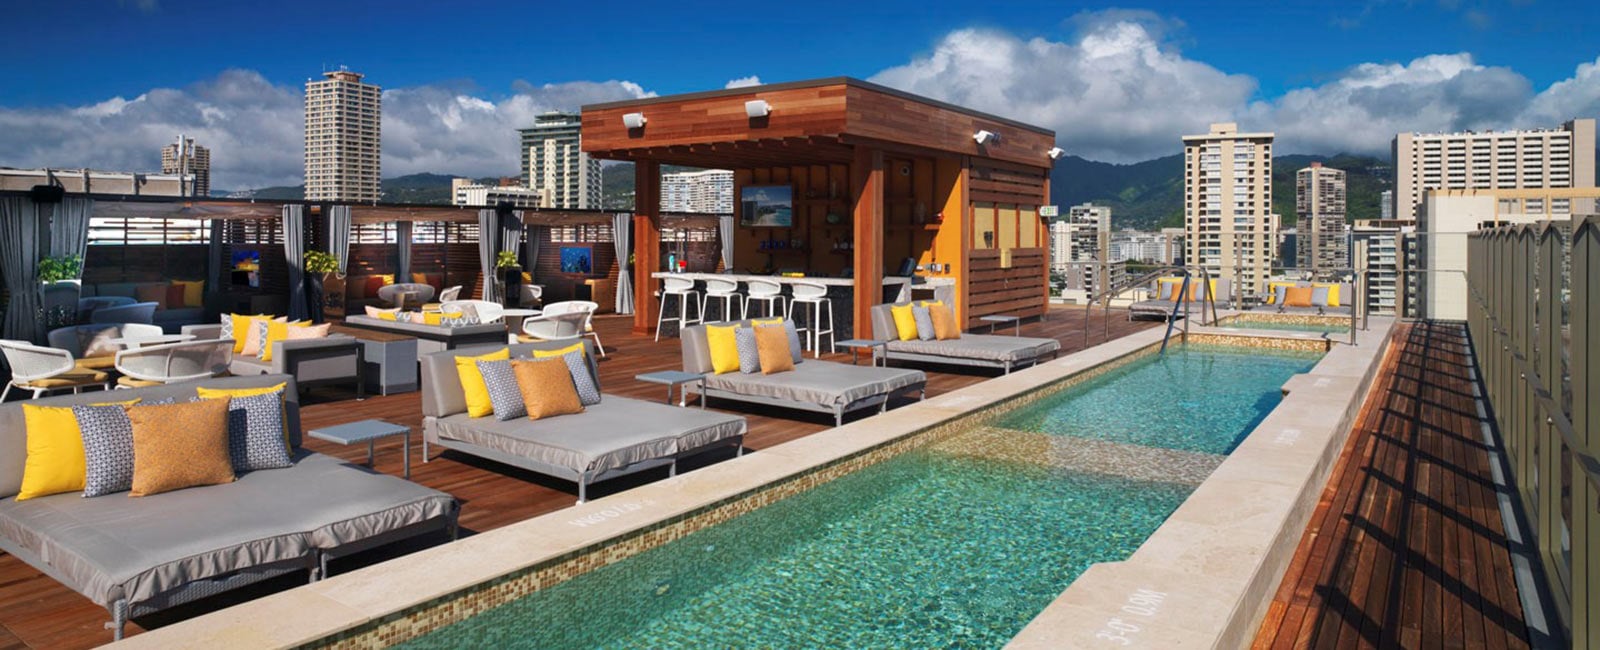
[740,185,793,228]
[559,245,595,275]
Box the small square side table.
[979,315,1022,336]
[636,371,707,407]
[837,339,889,366]
[307,419,412,478]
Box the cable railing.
[1465,216,1600,647]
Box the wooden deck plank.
[0,306,1157,648]
[1253,322,1532,650]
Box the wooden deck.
[0,305,1156,649]
[1252,321,1532,650]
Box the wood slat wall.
[965,248,1047,327]
[83,245,208,284]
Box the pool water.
[400,345,1320,649]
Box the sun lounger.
[1252,281,1353,316]
[867,304,1060,374]
[1128,277,1233,320]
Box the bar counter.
[648,272,947,339]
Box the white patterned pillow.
[734,326,761,373]
[74,398,174,497]
[552,350,602,406]
[441,313,479,327]
[911,305,936,341]
[477,359,526,420]
[218,391,294,471]
[219,314,234,339]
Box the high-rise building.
[160,136,210,197]
[520,112,601,209]
[1295,162,1349,273]
[1049,203,1121,294]
[450,177,542,208]
[1183,123,1275,296]
[1351,219,1414,316]
[1160,227,1185,265]
[661,169,734,213]
[1391,118,1596,220]
[304,69,382,202]
[1380,190,1394,220]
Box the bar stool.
[703,276,745,322]
[743,279,787,320]
[787,281,835,357]
[655,275,703,341]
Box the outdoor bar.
[581,77,1059,340]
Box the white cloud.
[725,76,763,89]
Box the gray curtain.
[326,205,351,274]
[477,209,498,302]
[282,204,308,320]
[718,214,735,272]
[48,197,93,267]
[207,218,224,299]
[396,220,413,283]
[1,197,43,343]
[613,213,634,314]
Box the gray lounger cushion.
[702,360,925,409]
[885,334,1060,362]
[0,452,452,608]
[431,395,744,477]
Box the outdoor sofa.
[81,281,207,333]
[1129,277,1233,321]
[868,304,1060,374]
[342,314,508,354]
[0,374,458,640]
[680,320,928,427]
[1253,281,1355,316]
[420,341,747,502]
[184,323,367,396]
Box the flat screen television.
[559,245,594,275]
[739,185,793,228]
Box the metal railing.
[1466,216,1600,648]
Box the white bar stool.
[743,279,787,320]
[703,276,745,322]
[655,275,703,341]
[787,281,835,357]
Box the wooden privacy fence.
[1467,216,1600,648]
[965,247,1047,328]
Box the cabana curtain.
[207,219,224,296]
[0,197,43,343]
[614,213,633,314]
[282,204,308,320]
[326,205,352,274]
[477,209,498,302]
[396,220,413,282]
[718,215,735,273]
[48,197,93,271]
[502,212,524,268]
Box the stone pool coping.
[112,318,1392,649]
[1007,315,1396,649]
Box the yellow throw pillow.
[706,324,741,374]
[890,305,918,341]
[930,304,961,340]
[198,382,291,453]
[16,400,140,501]
[455,348,511,417]
[521,272,533,283]
[377,311,398,322]
[127,399,235,497]
[412,272,429,285]
[173,280,205,308]
[260,320,312,362]
[1312,283,1342,307]
[1266,282,1298,304]
[532,342,586,360]
[511,359,585,420]
[754,324,794,374]
[379,274,395,286]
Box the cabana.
[581,77,1058,339]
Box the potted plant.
[496,250,522,308]
[37,254,82,285]
[303,250,339,323]
[36,255,83,327]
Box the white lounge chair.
[0,339,112,400]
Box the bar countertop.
[648,272,954,287]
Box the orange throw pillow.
[126,399,235,497]
[511,359,585,420]
[1283,286,1315,307]
[755,323,795,374]
[929,304,961,340]
[135,284,168,310]
[165,284,186,310]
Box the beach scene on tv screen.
[740,185,793,227]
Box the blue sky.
[2,0,1597,187]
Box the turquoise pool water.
[400,345,1320,649]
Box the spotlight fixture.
[1047,147,1065,160]
[622,112,647,129]
[973,130,999,145]
[744,99,772,119]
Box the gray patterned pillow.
[218,391,295,471]
[734,326,761,373]
[74,398,175,497]
[477,359,526,420]
[220,314,234,339]
[553,350,603,406]
[1310,286,1330,307]
[912,305,935,340]
[441,313,479,327]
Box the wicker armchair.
[0,339,112,400]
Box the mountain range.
[225,154,1394,231]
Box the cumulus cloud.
[725,76,763,89]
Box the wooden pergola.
[582,77,1058,335]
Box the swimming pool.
[399,345,1319,649]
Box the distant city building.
[1392,119,1596,220]
[450,177,542,209]
[1160,227,1184,265]
[160,136,210,197]
[1295,162,1349,273]
[0,167,192,196]
[1277,227,1297,271]
[1351,219,1414,316]
[1380,190,1394,220]
[1184,123,1276,296]
[1049,203,1121,294]
[520,112,601,209]
[304,69,382,202]
[661,169,734,213]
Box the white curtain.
[613,213,634,314]
[718,214,735,273]
[396,220,413,283]
[502,212,525,268]
[48,197,93,268]
[0,197,43,343]
[282,204,308,320]
[326,205,352,274]
[477,209,498,302]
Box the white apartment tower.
[1391,118,1596,220]
[1183,123,1276,296]
[661,169,734,213]
[450,178,542,209]
[304,70,381,202]
[160,136,210,197]
[520,112,601,210]
[1050,203,1121,293]
[1295,162,1349,273]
